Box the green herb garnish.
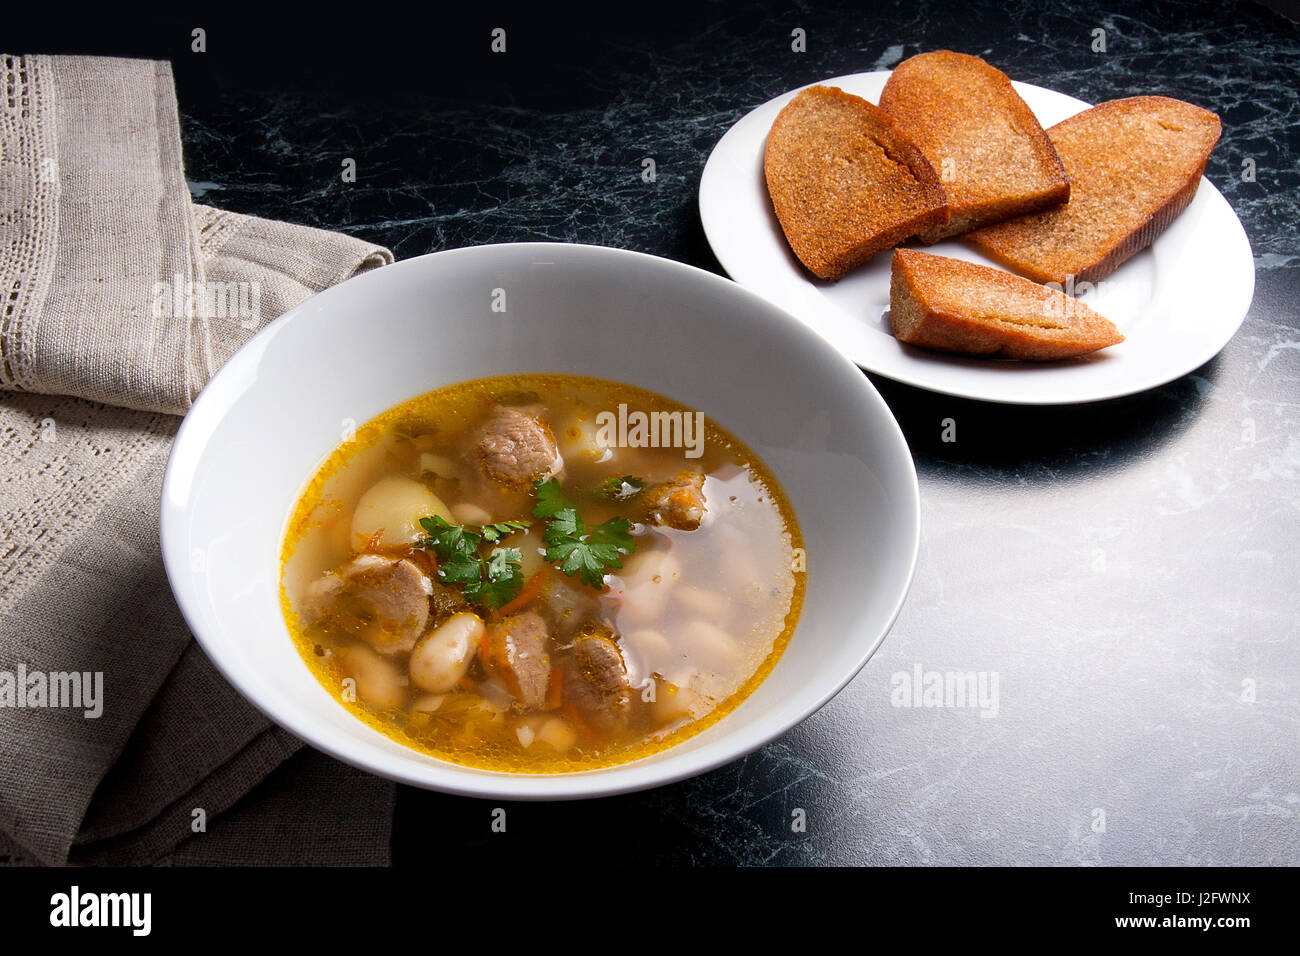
[480,520,533,543]
[531,478,637,589]
[531,478,575,520]
[417,515,530,608]
[597,475,645,501]
[465,547,525,607]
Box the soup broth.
[280,374,804,772]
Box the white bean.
[675,585,731,624]
[351,475,452,549]
[409,612,484,693]
[680,619,743,672]
[611,548,681,626]
[451,501,492,526]
[621,628,673,684]
[615,580,671,627]
[338,644,406,710]
[418,452,459,477]
[411,693,446,712]
[620,547,682,589]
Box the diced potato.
[556,416,615,466]
[351,475,452,549]
[511,525,549,579]
[651,680,701,724]
[537,716,577,752]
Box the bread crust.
[965,96,1221,285]
[879,51,1070,242]
[889,248,1124,360]
[763,85,950,281]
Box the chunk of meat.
[484,611,551,710]
[537,574,605,638]
[473,405,563,489]
[561,633,631,733]
[644,471,706,531]
[402,549,473,624]
[302,555,431,656]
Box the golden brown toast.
[878,50,1070,241]
[965,96,1221,285]
[889,248,1125,360]
[763,85,949,281]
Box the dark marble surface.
[27,1,1299,864]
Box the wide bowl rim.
[159,241,921,800]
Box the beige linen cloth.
[0,55,397,865]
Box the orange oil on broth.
[279,374,804,772]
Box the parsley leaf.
[531,479,638,589]
[416,515,529,608]
[597,475,645,501]
[463,547,524,608]
[418,515,481,559]
[541,506,582,545]
[480,520,532,543]
[531,478,574,519]
[437,553,483,586]
[586,516,636,552]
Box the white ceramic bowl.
[160,242,920,800]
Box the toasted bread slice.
[763,85,949,281]
[889,248,1124,360]
[878,51,1069,241]
[965,96,1221,285]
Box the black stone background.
[9,1,1297,865]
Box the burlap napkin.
[0,55,397,865]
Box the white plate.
[700,71,1255,405]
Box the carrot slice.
[498,566,549,616]
[545,664,564,711]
